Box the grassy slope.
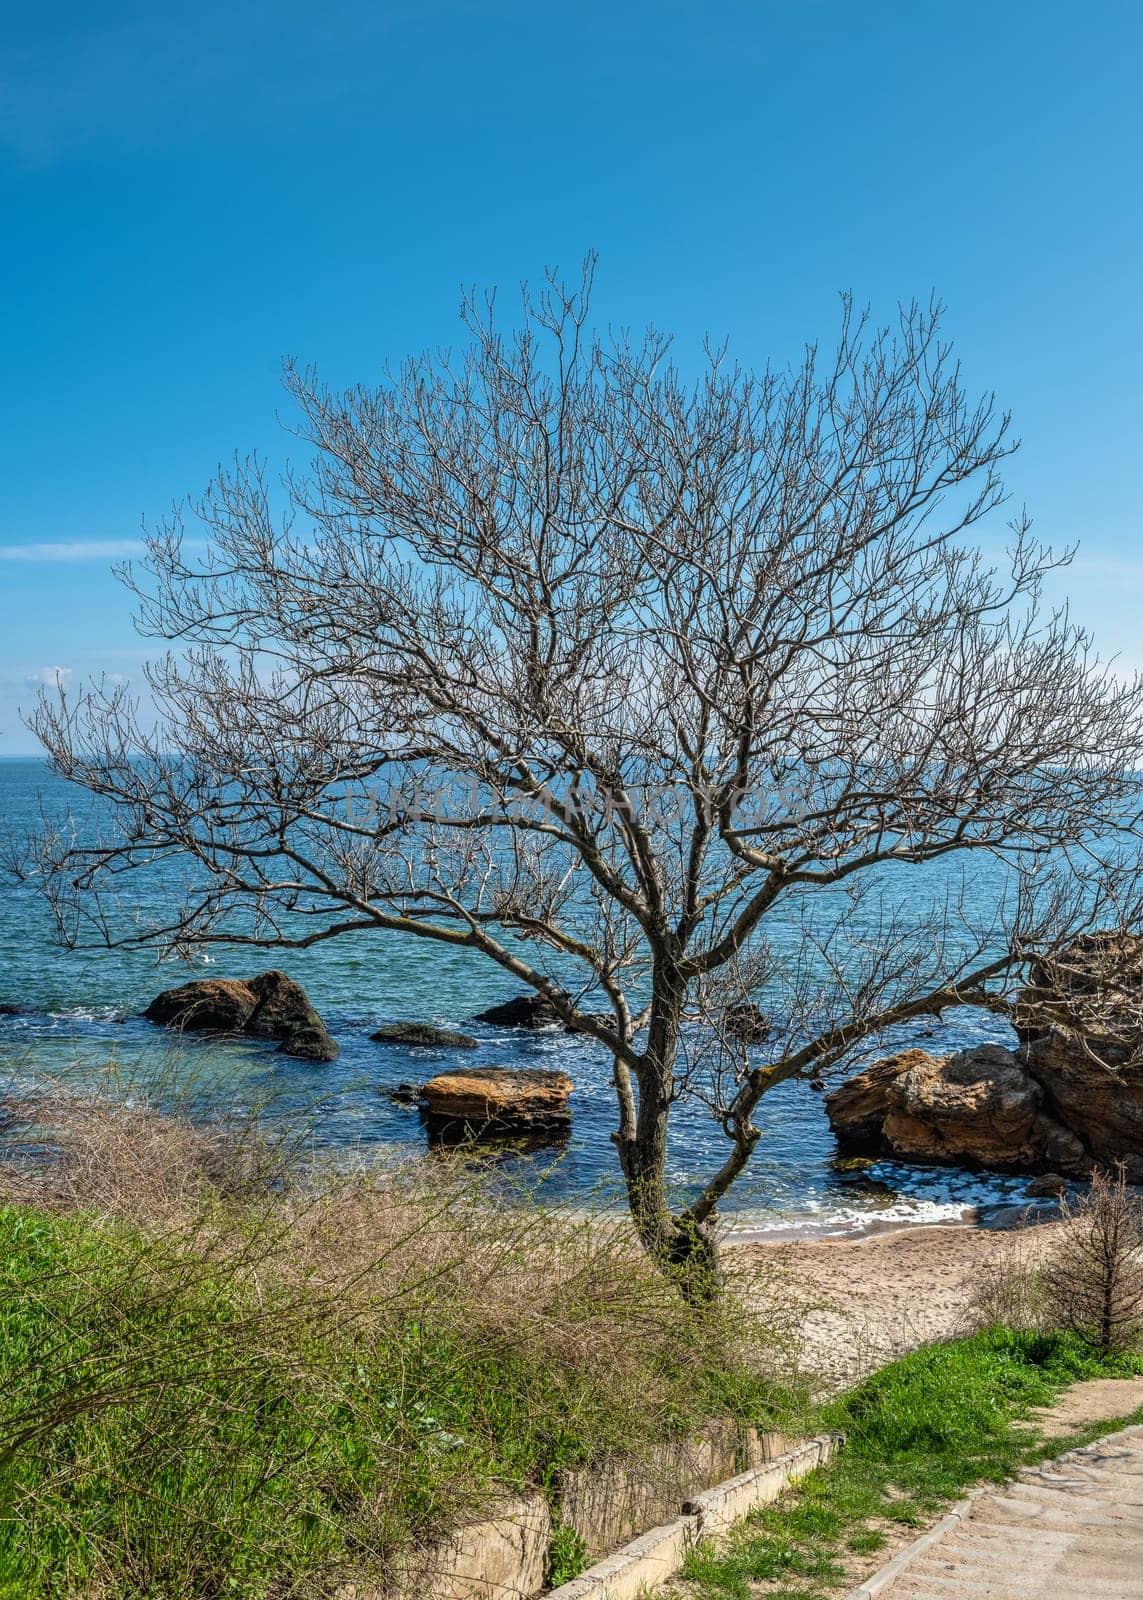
[680,1327,1143,1600]
[0,1199,788,1599]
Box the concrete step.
[900,1552,1143,1595]
[850,1426,1143,1600]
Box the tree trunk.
[614,963,722,1304]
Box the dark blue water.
[0,757,1035,1234]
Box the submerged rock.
[420,1065,573,1142]
[276,1021,339,1062]
[0,1002,24,1016]
[471,992,569,1029]
[377,1082,422,1106]
[1026,1172,1069,1199]
[143,970,338,1062]
[371,1021,479,1050]
[723,1002,770,1044]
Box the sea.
[0,756,1040,1239]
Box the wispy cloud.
[22,666,73,689]
[0,540,142,564]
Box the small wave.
[719,1161,1042,1242]
[721,1195,980,1242]
[44,1006,127,1024]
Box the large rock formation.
[144,971,338,1061]
[827,932,1143,1180]
[420,1065,573,1142]
[825,1043,1088,1175]
[1020,1027,1143,1178]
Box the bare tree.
[1043,1167,1143,1354]
[19,261,1143,1297]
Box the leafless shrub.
[1041,1166,1143,1353]
[960,1221,1057,1335]
[0,1088,273,1218]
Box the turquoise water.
[0,757,1035,1234]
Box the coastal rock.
[420,1065,573,1141]
[143,971,338,1062]
[1014,929,1143,1059]
[819,1051,927,1153]
[724,1002,770,1043]
[471,992,569,1028]
[884,1043,1086,1172]
[377,1082,422,1106]
[827,931,1143,1181]
[1017,930,1143,1180]
[371,1022,479,1050]
[1022,1026,1143,1180]
[276,1022,339,1062]
[144,978,258,1034]
[1026,1172,1069,1199]
[244,970,338,1061]
[826,1043,1088,1176]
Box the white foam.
[720,1194,979,1242]
[718,1161,1040,1242]
[45,1006,124,1023]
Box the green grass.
[0,1196,789,1599]
[681,1327,1143,1600]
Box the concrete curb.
[540,1512,699,1600]
[545,1433,842,1600]
[842,1489,982,1600]
[684,1431,840,1534]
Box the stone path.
[856,1424,1143,1599]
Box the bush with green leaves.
[0,1133,791,1600]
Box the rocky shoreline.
[36,932,1143,1184]
[141,975,577,1143]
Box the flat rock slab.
[852,1423,1143,1599]
[421,1066,573,1140]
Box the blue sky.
[1,0,1141,752]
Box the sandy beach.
[731,1217,1060,1390]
